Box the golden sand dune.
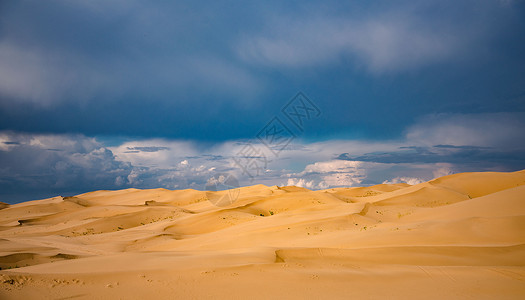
[1,170,525,299]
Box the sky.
[1,0,525,203]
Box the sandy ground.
[1,170,524,299]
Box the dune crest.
[1,170,525,299]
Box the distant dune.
[1,170,525,299]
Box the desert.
[0,170,524,299]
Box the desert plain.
[0,170,524,299]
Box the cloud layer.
[1,112,524,203]
[1,0,524,141]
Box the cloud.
[405,112,525,148]
[337,144,524,166]
[110,140,199,168]
[0,1,262,107]
[336,112,525,171]
[0,39,118,106]
[382,177,425,185]
[285,160,368,189]
[0,132,242,202]
[238,18,454,72]
[1,0,523,143]
[2,111,524,202]
[1,0,519,110]
[286,178,315,189]
[236,1,512,73]
[432,166,454,178]
[0,132,132,202]
[107,111,525,192]
[126,146,170,153]
[284,159,459,189]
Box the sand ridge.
[1,170,524,299]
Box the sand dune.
[1,170,525,299]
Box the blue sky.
[1,0,525,203]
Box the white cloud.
[283,160,455,189]
[382,177,424,185]
[286,160,369,189]
[110,140,197,168]
[432,165,454,179]
[287,178,315,189]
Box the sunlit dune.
[1,170,525,299]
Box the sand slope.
[1,170,525,299]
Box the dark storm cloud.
[0,0,523,140]
[338,146,525,169]
[0,132,133,202]
[337,112,525,171]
